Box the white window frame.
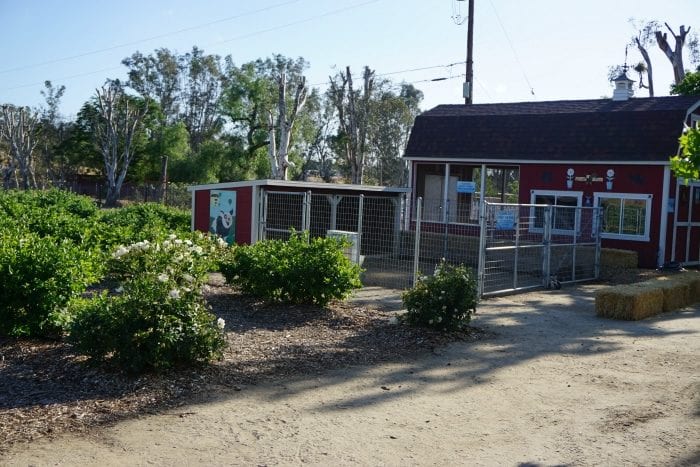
[593,192,652,242]
[529,190,583,234]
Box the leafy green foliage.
[670,127,700,181]
[69,235,226,372]
[402,261,478,331]
[219,231,362,306]
[670,67,700,96]
[0,230,101,337]
[0,189,98,243]
[94,202,191,247]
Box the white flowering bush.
[401,260,478,331]
[69,234,227,372]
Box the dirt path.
[4,285,699,466]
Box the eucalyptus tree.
[327,66,375,184]
[180,47,225,151]
[656,23,698,85]
[81,80,149,207]
[366,83,423,187]
[221,54,310,180]
[37,80,72,185]
[0,104,40,189]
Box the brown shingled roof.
[404,96,700,163]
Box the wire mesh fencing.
[257,191,602,295]
[480,202,601,296]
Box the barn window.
[530,190,582,233]
[594,193,651,241]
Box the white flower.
[163,240,172,249]
[217,317,226,330]
[168,233,177,240]
[440,290,445,294]
[217,237,227,247]
[158,273,169,283]
[182,273,194,283]
[114,286,124,294]
[184,239,193,246]
[169,289,180,299]
[437,316,442,322]
[174,239,183,245]
[113,246,129,258]
[192,246,203,255]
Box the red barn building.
[404,93,700,269]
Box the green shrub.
[402,260,478,331]
[0,229,102,337]
[93,203,191,248]
[0,189,98,243]
[219,231,362,306]
[69,234,226,372]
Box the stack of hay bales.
[599,248,639,280]
[596,271,700,320]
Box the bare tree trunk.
[269,70,307,180]
[94,82,148,207]
[0,105,39,190]
[656,23,690,85]
[635,37,655,97]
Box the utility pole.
[464,0,474,104]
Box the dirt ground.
[3,284,699,466]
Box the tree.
[38,80,72,185]
[629,20,660,96]
[328,66,375,184]
[0,104,40,189]
[670,127,700,181]
[180,47,225,150]
[266,55,308,180]
[671,66,700,95]
[122,48,181,123]
[366,83,423,186]
[297,95,336,182]
[221,55,310,181]
[655,23,698,85]
[87,80,149,207]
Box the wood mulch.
[0,282,484,454]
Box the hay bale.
[670,271,700,304]
[599,248,638,280]
[595,283,664,320]
[651,277,690,312]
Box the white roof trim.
[188,179,411,193]
[403,156,670,166]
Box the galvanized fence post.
[413,197,423,286]
[303,190,312,240]
[542,205,552,287]
[356,194,364,264]
[594,207,602,279]
[477,201,489,298]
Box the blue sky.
[0,0,697,118]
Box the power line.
[207,0,381,47]
[0,0,383,92]
[309,61,466,87]
[2,66,124,91]
[487,0,535,96]
[0,0,302,75]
